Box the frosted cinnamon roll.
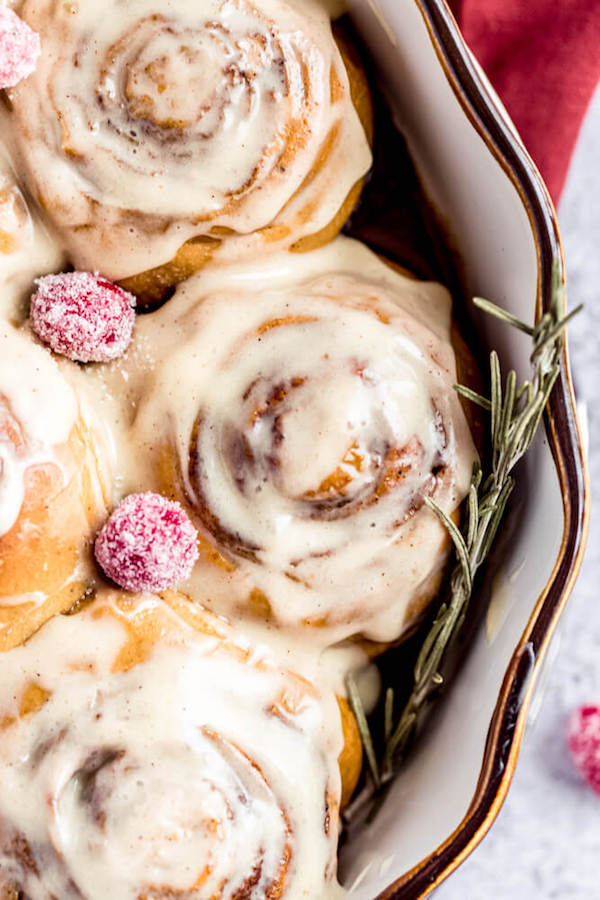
[0,326,110,650]
[0,588,344,899]
[8,0,372,300]
[79,238,477,645]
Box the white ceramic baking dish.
[339,1,589,896]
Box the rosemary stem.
[346,264,581,818]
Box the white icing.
[0,591,344,899]
[74,237,477,644]
[9,0,371,279]
[0,325,78,535]
[0,125,65,323]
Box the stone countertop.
[436,86,600,900]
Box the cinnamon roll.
[0,326,110,650]
[8,0,372,302]
[0,588,345,898]
[78,238,478,645]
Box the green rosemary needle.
[347,262,582,802]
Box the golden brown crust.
[338,696,363,807]
[119,236,219,309]
[0,417,110,652]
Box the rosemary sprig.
[347,263,582,801]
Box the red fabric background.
[448,0,600,203]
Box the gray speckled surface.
[436,85,600,900]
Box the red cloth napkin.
[448,0,600,203]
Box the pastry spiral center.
[236,365,396,505]
[119,14,287,143]
[124,39,224,131]
[188,303,442,557]
[93,6,295,205]
[59,731,289,896]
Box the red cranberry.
[95,493,199,592]
[30,271,135,363]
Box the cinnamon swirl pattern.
[0,589,343,899]
[9,0,372,284]
[0,326,110,650]
[86,239,477,644]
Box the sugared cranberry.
[95,493,199,593]
[0,7,40,89]
[567,704,600,795]
[30,271,135,363]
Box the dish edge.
[375,2,590,897]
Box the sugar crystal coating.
[0,7,40,89]
[95,492,199,592]
[30,271,135,362]
[567,704,600,795]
